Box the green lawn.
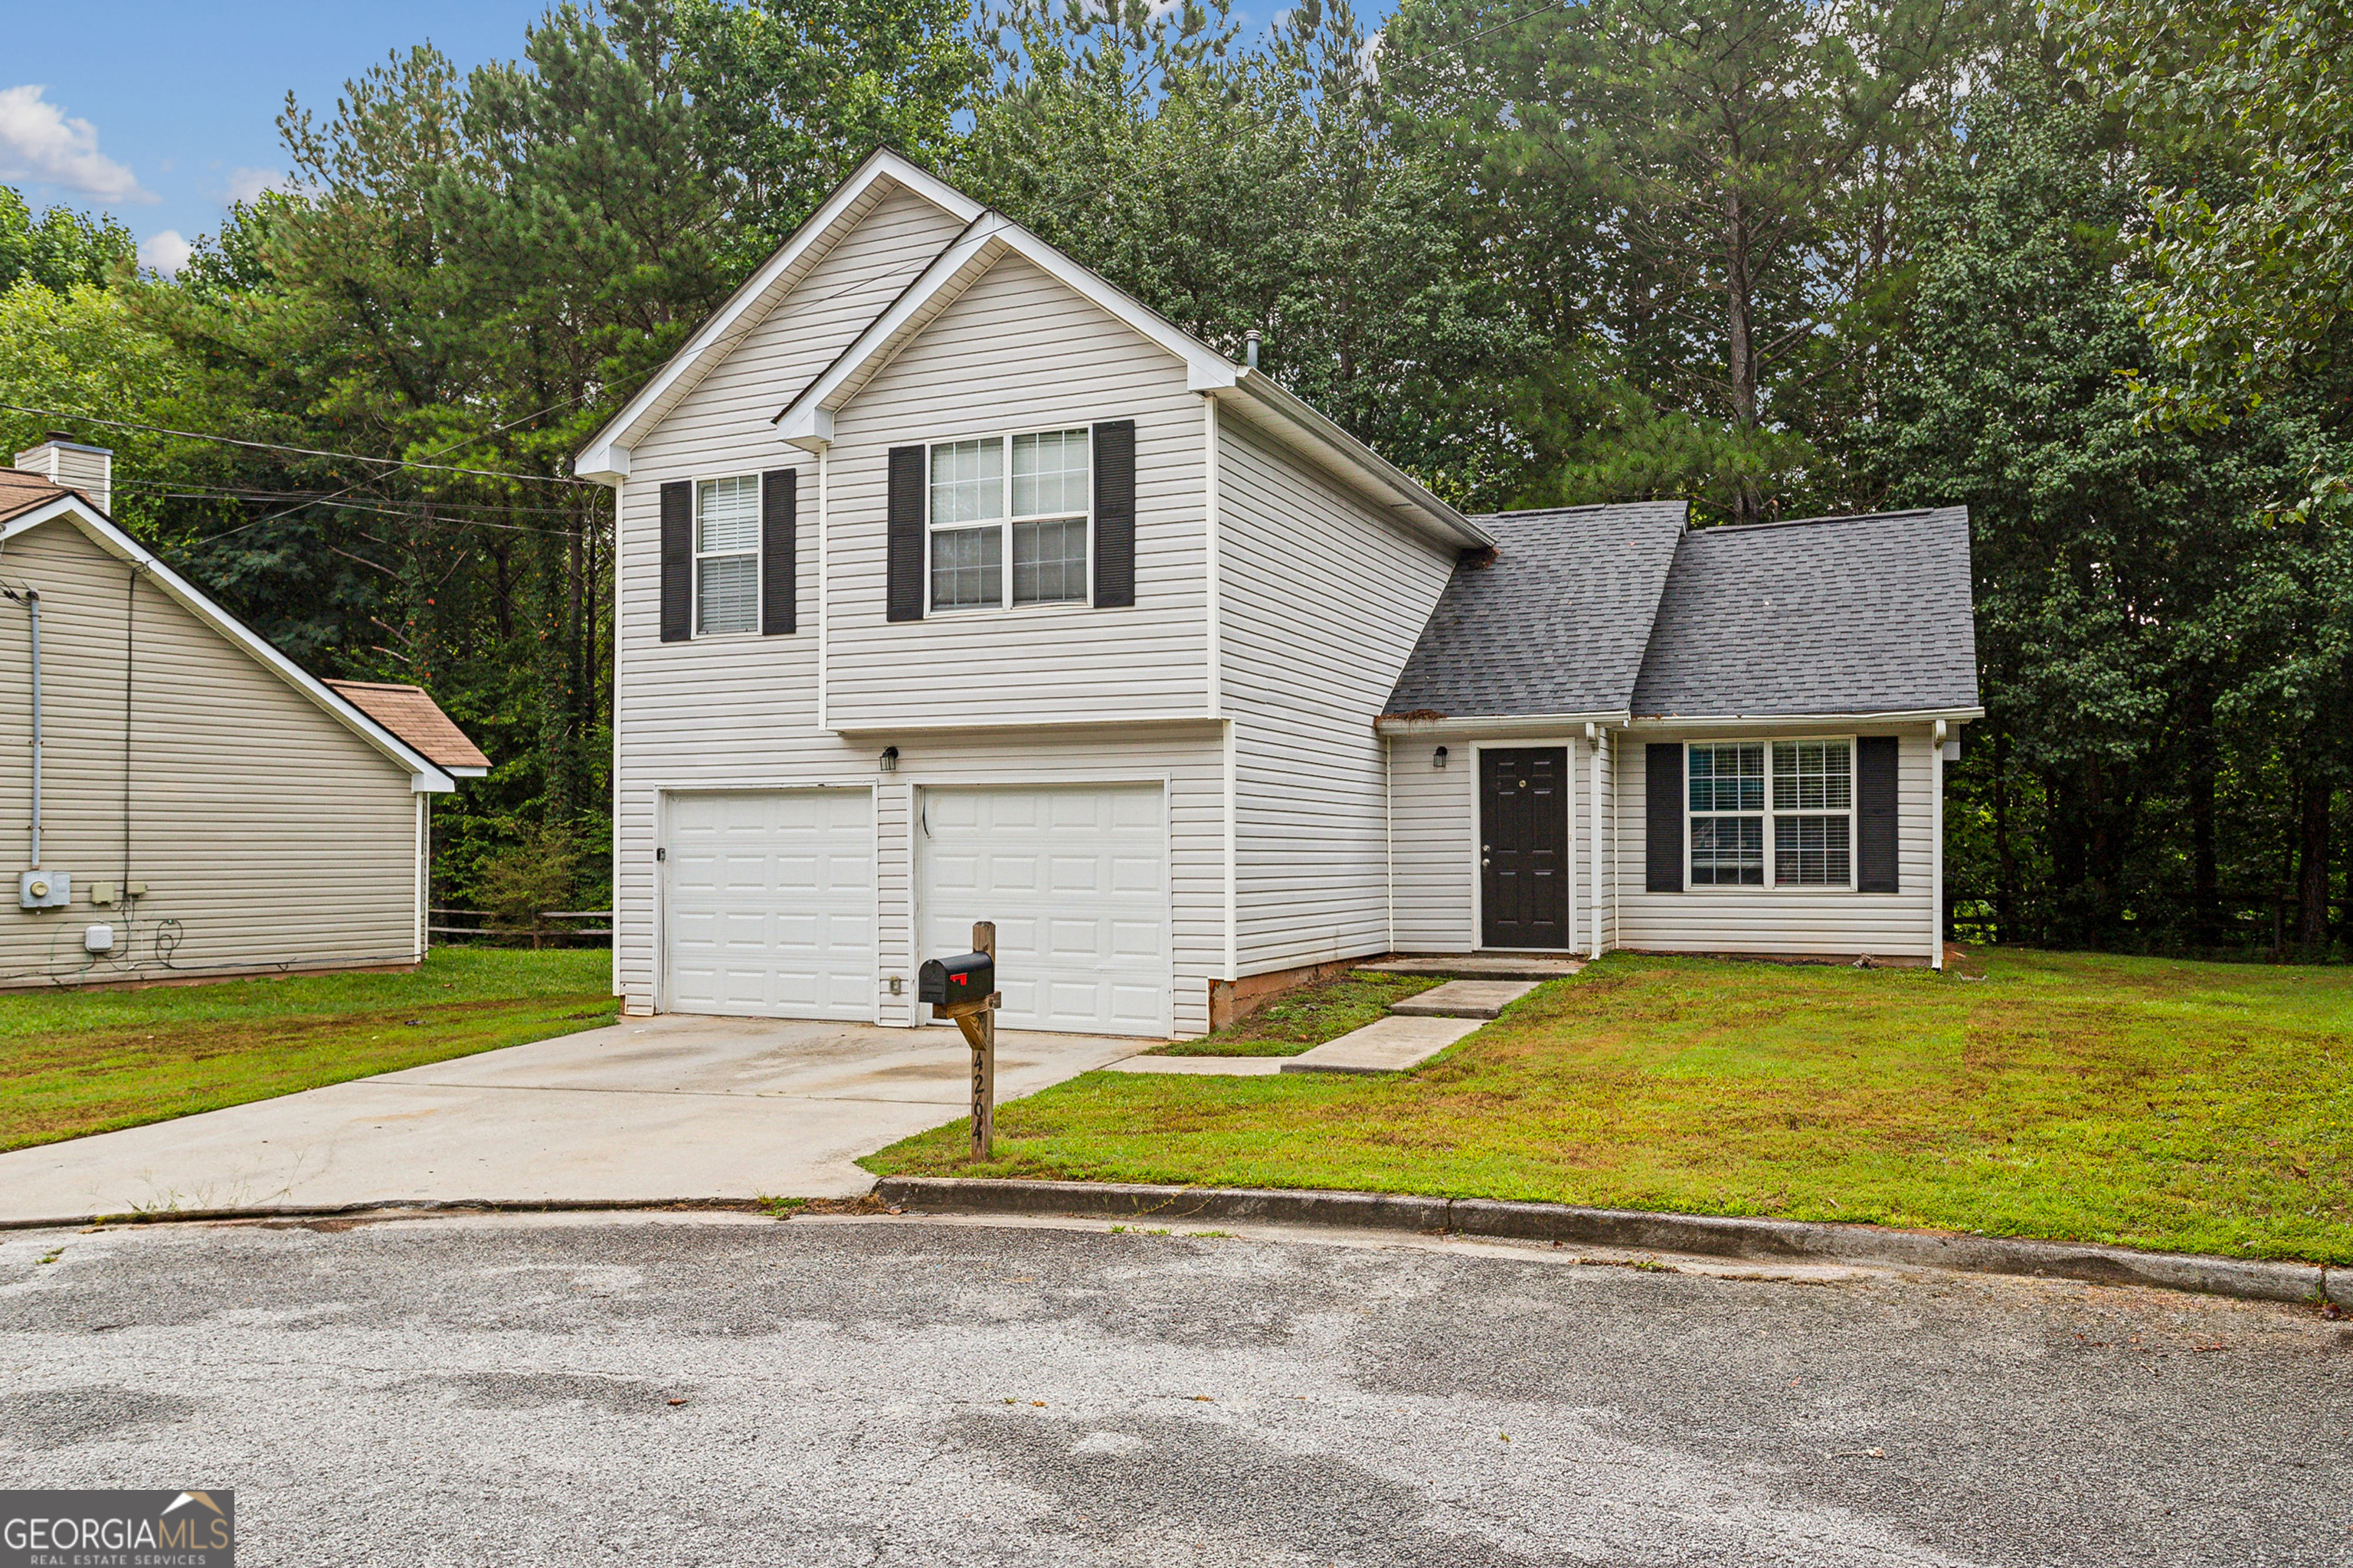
[868,950,2353,1265]
[0,947,616,1152]
[1151,971,1442,1056]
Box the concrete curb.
[874,1177,2342,1308]
[0,1197,773,1233]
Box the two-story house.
[577,150,1980,1039]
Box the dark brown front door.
[1481,748,1569,949]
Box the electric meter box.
[19,869,70,910]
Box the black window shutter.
[761,468,796,635]
[886,444,925,623]
[1092,419,1136,607]
[1645,743,1684,893]
[659,480,692,642]
[1857,735,1900,892]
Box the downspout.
[19,589,38,867]
[1931,720,1948,971]
[1585,722,1604,960]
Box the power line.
[0,402,606,487]
[110,474,591,523]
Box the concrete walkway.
[0,1016,1142,1223]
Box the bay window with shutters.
[1685,738,1855,890]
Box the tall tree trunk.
[1992,725,2014,944]
[2186,686,2218,947]
[2295,771,2331,956]
[2050,767,2085,947]
[1722,189,1762,524]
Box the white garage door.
[916,784,1169,1036]
[665,788,875,1020]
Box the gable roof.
[0,476,463,791]
[769,201,1482,548]
[326,681,491,774]
[579,147,1485,549]
[573,149,986,483]
[1383,502,1689,723]
[1628,506,1979,719]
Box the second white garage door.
[915,784,1169,1036]
[665,788,875,1020]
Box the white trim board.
[2,496,457,792]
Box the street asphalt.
[1,1211,2345,1566]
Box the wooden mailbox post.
[926,920,1000,1160]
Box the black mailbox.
[918,951,994,1007]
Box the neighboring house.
[1,441,487,989]
[578,149,1979,1039]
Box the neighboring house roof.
[1628,506,1980,719]
[0,473,462,791]
[326,680,491,774]
[1383,502,1689,723]
[0,466,90,523]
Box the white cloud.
[0,84,153,202]
[138,229,193,274]
[224,165,281,203]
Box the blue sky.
[0,1,1356,276]
[0,1,596,271]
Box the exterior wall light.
[880,746,899,773]
[1432,745,1448,770]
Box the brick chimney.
[14,431,112,512]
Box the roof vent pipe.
[1243,330,1261,371]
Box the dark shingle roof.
[1628,506,1978,718]
[1384,502,1687,719]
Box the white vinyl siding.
[1388,736,1480,953]
[1618,725,1938,959]
[1219,415,1456,975]
[1387,732,1605,955]
[823,252,1208,729]
[0,519,421,988]
[613,185,971,1009]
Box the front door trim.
[1477,745,1572,951]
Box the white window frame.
[692,473,763,638]
[1685,735,1858,892]
[922,426,1094,616]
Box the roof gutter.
[1376,711,1631,738]
[1622,707,1985,730]
[1221,370,1490,550]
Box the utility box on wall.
[18,870,70,910]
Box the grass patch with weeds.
[1150,971,1443,1056]
[0,947,614,1151]
[867,949,2353,1265]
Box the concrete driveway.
[0,1016,1143,1225]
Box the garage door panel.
[917,784,1170,1036]
[666,790,875,1021]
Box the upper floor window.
[928,428,1091,613]
[695,474,761,634]
[1687,738,1853,889]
